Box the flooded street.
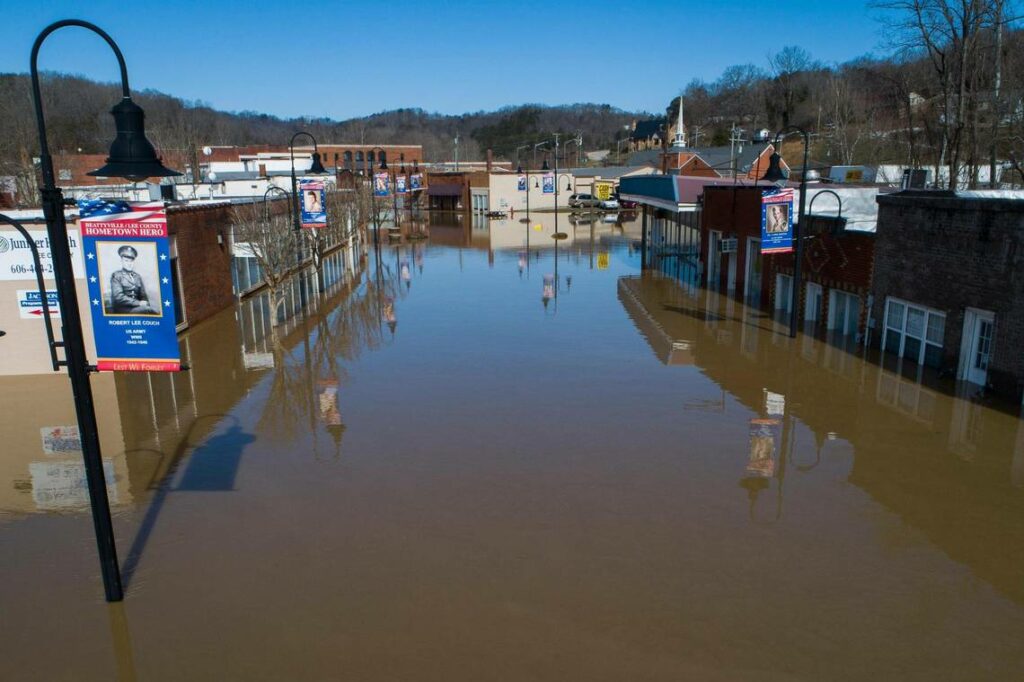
[3,213,1024,680]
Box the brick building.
[700,185,883,339]
[165,203,236,328]
[870,190,1024,399]
[52,150,191,186]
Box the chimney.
[486,148,493,173]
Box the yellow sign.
[533,224,543,231]
[595,182,613,201]
[844,169,863,182]
[597,252,610,270]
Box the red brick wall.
[168,204,235,327]
[766,228,876,333]
[701,185,764,302]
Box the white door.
[745,239,761,302]
[829,290,861,336]
[805,282,823,323]
[727,250,737,292]
[775,274,792,312]
[959,309,995,386]
[707,231,721,288]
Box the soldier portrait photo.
[98,242,161,316]
[765,203,790,234]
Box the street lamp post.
[29,19,181,602]
[289,132,327,310]
[761,127,810,339]
[369,146,398,231]
[516,163,533,225]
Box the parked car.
[568,193,600,208]
[598,198,620,210]
[615,193,637,209]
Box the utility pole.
[454,133,460,172]
[990,0,1004,188]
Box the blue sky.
[0,0,886,120]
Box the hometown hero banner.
[396,175,408,194]
[374,172,390,197]
[299,179,327,228]
[78,199,180,372]
[760,187,795,254]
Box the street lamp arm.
[808,189,843,218]
[289,131,318,151]
[31,20,131,180]
[0,212,60,371]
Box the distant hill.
[0,73,650,166]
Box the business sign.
[0,229,84,280]
[760,188,794,254]
[78,199,181,372]
[410,173,423,191]
[542,173,554,194]
[299,179,327,228]
[517,174,527,192]
[719,237,738,253]
[595,182,614,201]
[396,175,408,194]
[17,289,60,319]
[373,172,390,197]
[765,390,785,417]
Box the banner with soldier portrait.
[299,179,327,228]
[761,188,794,254]
[77,199,180,372]
[374,172,390,197]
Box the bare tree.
[767,46,819,129]
[231,202,297,347]
[875,0,1003,188]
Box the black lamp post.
[761,127,810,339]
[30,20,181,602]
[366,150,389,249]
[369,146,398,231]
[517,163,533,225]
[289,132,327,311]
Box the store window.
[883,297,945,368]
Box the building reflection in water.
[0,242,406,519]
[618,269,1024,603]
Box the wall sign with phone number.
[0,229,84,281]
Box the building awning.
[427,183,463,197]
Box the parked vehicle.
[568,193,600,208]
[615,193,637,209]
[598,198,620,210]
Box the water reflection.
[4,213,1024,678]
[620,270,1024,605]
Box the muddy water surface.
[2,215,1024,680]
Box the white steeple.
[672,93,686,148]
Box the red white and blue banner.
[761,188,794,254]
[517,174,527,192]
[410,173,423,191]
[542,173,554,194]
[374,172,390,197]
[299,179,327,229]
[396,175,408,194]
[78,199,180,372]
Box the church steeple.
[671,93,686,148]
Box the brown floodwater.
[3,213,1024,680]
